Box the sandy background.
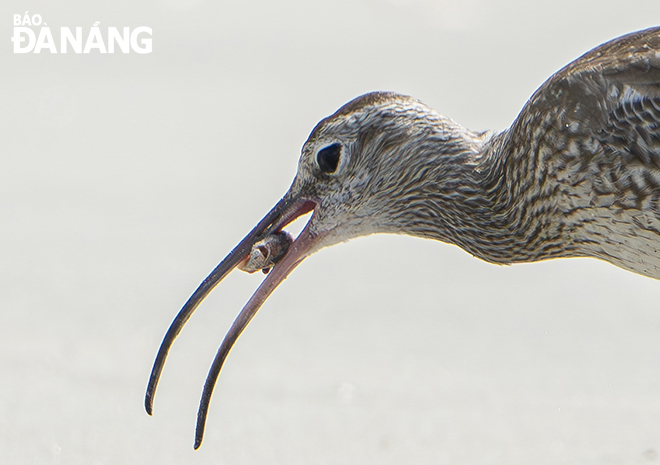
[2,0,660,463]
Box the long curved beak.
[144,194,320,449]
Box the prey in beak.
[238,230,293,275]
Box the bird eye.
[316,143,341,174]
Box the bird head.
[277,91,478,256]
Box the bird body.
[146,26,660,448]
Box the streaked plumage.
[146,26,660,448]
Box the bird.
[145,26,660,449]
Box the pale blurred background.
[2,1,660,463]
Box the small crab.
[237,231,293,274]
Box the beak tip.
[145,387,155,415]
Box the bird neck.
[444,130,575,264]
[388,126,574,265]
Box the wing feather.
[512,26,660,137]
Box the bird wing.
[509,26,660,139]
